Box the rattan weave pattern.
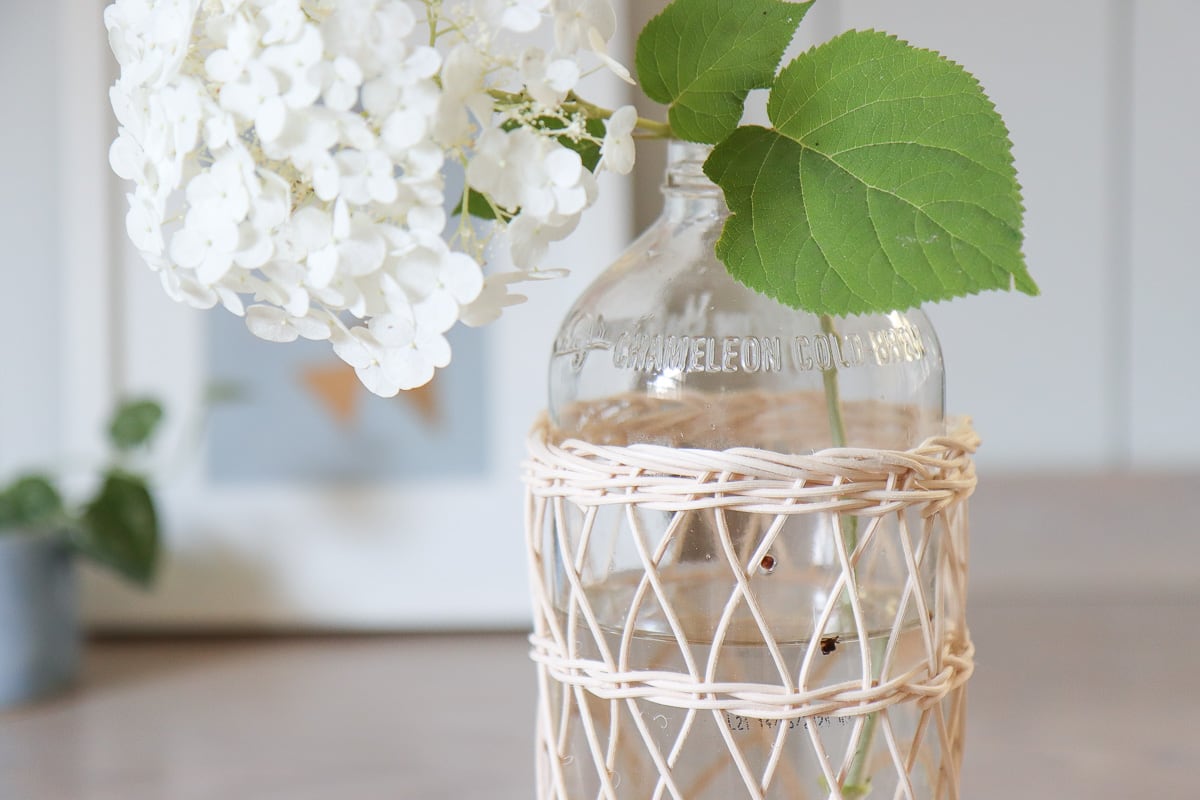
[523,413,979,799]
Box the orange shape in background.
[300,362,441,428]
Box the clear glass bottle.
[541,142,954,798]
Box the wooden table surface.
[1,595,1195,799]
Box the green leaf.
[0,475,64,530]
[636,0,812,144]
[108,399,164,451]
[77,471,159,585]
[705,30,1037,315]
[453,188,514,222]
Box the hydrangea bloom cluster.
[105,0,637,395]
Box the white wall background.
[0,0,1195,628]
[0,1,64,478]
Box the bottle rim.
[664,141,721,196]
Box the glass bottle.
[540,142,955,798]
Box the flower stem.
[633,118,674,139]
[820,313,878,798]
[819,315,848,447]
[564,92,673,138]
[819,314,860,549]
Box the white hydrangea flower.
[106,0,634,395]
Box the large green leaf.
[705,30,1037,314]
[636,0,812,144]
[77,471,159,586]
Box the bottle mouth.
[664,141,721,195]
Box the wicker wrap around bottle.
[522,410,979,800]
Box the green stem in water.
[819,313,878,799]
[819,315,848,448]
[819,314,857,548]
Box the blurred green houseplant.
[0,399,163,584]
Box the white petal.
[332,327,376,369]
[290,206,332,250]
[164,270,219,309]
[361,78,399,117]
[216,287,246,316]
[415,330,452,368]
[210,220,240,253]
[235,226,274,268]
[459,272,529,327]
[256,97,286,142]
[338,231,386,276]
[441,45,485,100]
[440,252,484,304]
[196,250,235,284]
[414,291,458,334]
[312,154,340,201]
[382,109,427,152]
[333,55,363,86]
[407,205,445,234]
[307,244,339,288]
[502,6,541,32]
[284,285,310,317]
[169,228,207,268]
[291,313,332,340]
[252,171,292,228]
[109,133,143,180]
[369,310,417,346]
[587,28,633,84]
[603,138,636,175]
[245,304,299,342]
[607,104,638,137]
[544,59,580,93]
[382,347,434,391]
[332,198,351,239]
[368,173,399,204]
[324,82,357,112]
[407,47,442,79]
[127,200,164,254]
[519,187,555,220]
[404,141,444,178]
[546,148,582,187]
[205,49,243,83]
[355,362,401,398]
[555,185,588,216]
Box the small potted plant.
[0,399,162,708]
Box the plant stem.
[565,93,674,138]
[635,118,674,139]
[819,314,856,548]
[819,313,878,798]
[845,686,882,795]
[819,315,848,448]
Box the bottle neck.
[662,141,726,223]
